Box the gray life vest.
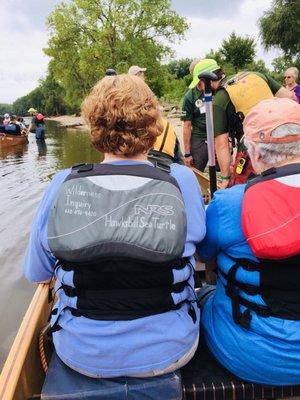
[47,163,191,321]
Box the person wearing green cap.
[28,108,38,133]
[28,107,37,113]
[202,65,296,188]
[181,59,222,171]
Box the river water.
[0,121,102,368]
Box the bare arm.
[183,120,193,167]
[215,133,231,188]
[275,86,297,101]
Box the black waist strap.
[66,301,184,321]
[225,263,250,328]
[219,269,260,295]
[224,256,300,329]
[61,281,187,320]
[57,257,193,321]
[63,281,186,297]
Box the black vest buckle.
[71,163,94,172]
[63,285,77,297]
[238,309,251,330]
[255,305,272,318]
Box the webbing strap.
[225,263,247,327]
[47,307,62,334]
[219,269,260,295]
[237,296,272,318]
[66,301,184,321]
[159,122,170,152]
[225,260,273,329]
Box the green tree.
[220,32,256,72]
[12,87,44,116]
[167,58,193,79]
[0,104,13,115]
[205,49,236,76]
[45,0,189,110]
[39,69,70,115]
[205,49,226,66]
[272,55,294,74]
[270,55,300,82]
[259,0,300,57]
[245,59,270,75]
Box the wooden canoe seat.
[181,343,300,400]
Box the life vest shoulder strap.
[245,163,300,191]
[67,162,179,188]
[71,163,94,172]
[222,71,250,89]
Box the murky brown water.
[0,121,102,368]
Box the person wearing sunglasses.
[284,67,300,103]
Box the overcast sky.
[0,0,280,104]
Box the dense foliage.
[7,1,299,114]
[259,0,300,57]
[0,104,13,115]
[167,58,193,79]
[220,32,256,72]
[44,0,188,109]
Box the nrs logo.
[134,204,174,216]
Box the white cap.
[128,65,147,75]
[4,113,9,118]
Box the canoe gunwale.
[0,284,50,400]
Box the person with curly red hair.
[23,74,206,399]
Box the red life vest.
[242,164,300,259]
[224,164,300,330]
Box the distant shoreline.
[47,115,184,148]
[47,115,87,130]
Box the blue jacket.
[23,160,206,377]
[198,185,300,385]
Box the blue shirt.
[198,185,300,385]
[23,160,206,377]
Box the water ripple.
[0,122,100,367]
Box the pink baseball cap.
[243,98,300,144]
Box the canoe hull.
[0,135,28,148]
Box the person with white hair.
[197,98,300,385]
[284,67,300,103]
